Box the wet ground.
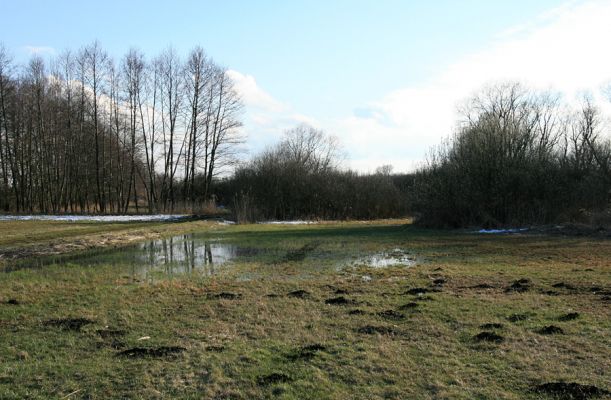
[4,233,419,278]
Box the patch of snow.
[0,214,189,222]
[259,220,318,225]
[476,228,529,234]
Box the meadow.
[0,220,610,399]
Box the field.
[0,220,610,399]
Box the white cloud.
[227,1,611,172]
[227,69,320,155]
[330,0,611,172]
[226,69,286,113]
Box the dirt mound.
[533,382,610,399]
[287,344,327,361]
[479,323,504,330]
[6,299,19,305]
[205,345,225,352]
[287,289,310,299]
[325,296,353,305]
[558,312,580,321]
[536,325,564,335]
[405,287,430,295]
[470,283,496,289]
[432,278,446,286]
[552,282,577,290]
[96,328,126,339]
[348,309,365,315]
[473,331,504,343]
[398,302,419,310]
[44,317,94,331]
[116,346,185,358]
[505,278,531,293]
[377,310,405,320]
[211,292,241,300]
[507,313,531,323]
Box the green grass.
[0,220,610,399]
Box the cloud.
[226,69,286,113]
[227,69,320,155]
[331,0,611,172]
[24,46,55,55]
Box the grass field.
[1,220,610,399]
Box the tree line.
[0,42,242,213]
[410,83,611,227]
[215,125,409,222]
[1,40,610,227]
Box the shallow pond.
[5,234,260,278]
[4,233,417,279]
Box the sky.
[2,0,611,172]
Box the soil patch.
[398,302,419,310]
[536,325,564,335]
[377,310,405,321]
[287,344,327,361]
[432,278,446,286]
[116,346,186,358]
[287,290,310,299]
[479,323,504,330]
[6,299,19,305]
[44,318,94,331]
[210,292,241,300]
[558,312,580,321]
[96,328,126,339]
[405,287,430,295]
[507,313,531,323]
[473,331,504,343]
[470,283,496,289]
[505,278,531,293]
[348,309,365,315]
[205,345,225,352]
[325,296,354,305]
[552,282,577,290]
[533,382,610,399]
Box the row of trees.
[411,83,611,227]
[0,42,242,213]
[215,125,409,221]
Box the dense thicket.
[411,83,611,227]
[0,42,243,213]
[215,125,408,221]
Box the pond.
[4,234,418,279]
[5,234,259,279]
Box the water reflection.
[5,234,254,279]
[136,235,239,276]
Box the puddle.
[346,248,416,268]
[5,233,260,278]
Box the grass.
[0,220,610,399]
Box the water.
[4,235,417,279]
[346,248,416,268]
[5,234,258,278]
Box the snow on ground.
[258,220,318,225]
[476,228,529,234]
[0,215,190,222]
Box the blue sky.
[2,0,611,171]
